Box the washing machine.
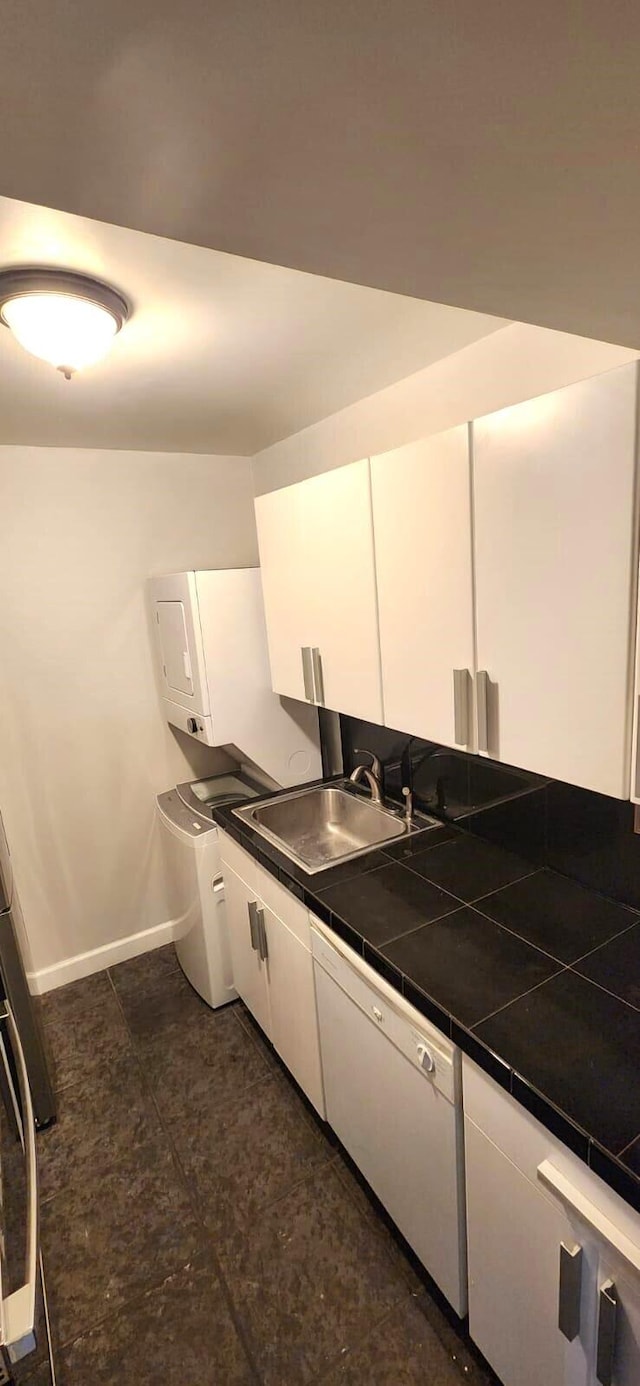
[156,771,264,1008]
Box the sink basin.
[233,781,438,874]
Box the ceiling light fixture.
[0,268,130,379]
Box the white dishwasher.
[311,919,467,1316]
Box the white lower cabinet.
[592,1252,640,1386]
[465,1117,590,1386]
[464,1057,640,1386]
[218,831,325,1117]
[221,860,271,1038]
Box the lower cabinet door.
[262,905,325,1118]
[222,863,270,1037]
[465,1118,590,1386]
[591,1254,640,1386]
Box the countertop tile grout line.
[358,902,462,952]
[615,1130,640,1160]
[462,865,541,903]
[563,964,640,1017]
[566,912,640,967]
[470,965,571,1031]
[105,967,264,1386]
[460,897,589,967]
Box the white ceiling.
[1,2,640,347]
[0,195,506,454]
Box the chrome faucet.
[349,749,384,805]
[401,785,414,826]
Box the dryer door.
[157,601,194,697]
[149,572,211,720]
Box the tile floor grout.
[105,966,264,1385]
[35,948,495,1385]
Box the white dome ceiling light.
[0,268,130,379]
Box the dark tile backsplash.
[340,716,640,912]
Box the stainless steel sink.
[233,781,438,874]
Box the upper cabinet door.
[255,460,383,723]
[371,426,475,749]
[473,364,639,797]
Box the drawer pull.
[596,1279,617,1386]
[257,907,268,963]
[247,900,259,952]
[558,1242,582,1342]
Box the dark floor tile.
[113,951,211,1041]
[221,1163,410,1385]
[175,1070,332,1249]
[383,908,559,1028]
[479,869,638,964]
[476,970,640,1155]
[407,835,535,903]
[13,1365,52,1386]
[574,922,640,1009]
[43,989,131,1093]
[318,862,460,948]
[381,823,459,861]
[233,998,279,1069]
[109,943,180,1001]
[41,1143,202,1346]
[38,1051,159,1201]
[39,970,114,1029]
[57,1260,254,1386]
[140,1005,270,1128]
[323,1291,491,1385]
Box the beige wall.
[252,322,639,494]
[0,447,257,983]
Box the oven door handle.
[0,1003,38,1363]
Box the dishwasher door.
[312,923,467,1316]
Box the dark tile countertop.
[213,794,640,1216]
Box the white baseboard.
[28,918,177,995]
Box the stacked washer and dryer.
[149,569,322,1008]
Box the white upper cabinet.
[255,460,383,723]
[473,363,639,797]
[371,426,475,750]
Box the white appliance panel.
[312,923,467,1315]
[156,791,236,1009]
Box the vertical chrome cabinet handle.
[247,901,259,952]
[596,1279,618,1386]
[453,669,470,746]
[301,647,314,701]
[476,670,490,753]
[558,1242,582,1342]
[256,908,268,962]
[311,648,325,705]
